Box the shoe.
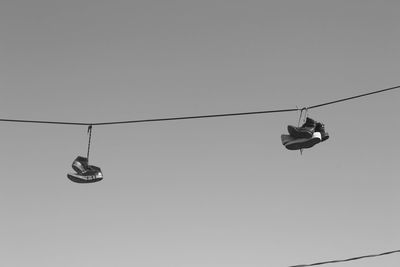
[281,132,322,150]
[287,117,317,139]
[88,165,101,172]
[72,156,89,174]
[315,122,329,142]
[67,165,103,183]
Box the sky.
[1,1,400,266]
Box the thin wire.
[289,249,400,267]
[92,108,298,126]
[87,125,93,163]
[0,118,88,126]
[307,84,400,110]
[0,84,399,126]
[0,109,299,126]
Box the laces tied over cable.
[297,107,308,155]
[297,107,308,127]
[87,125,93,164]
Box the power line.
[0,118,88,126]
[92,108,298,126]
[0,84,399,126]
[307,84,400,110]
[289,249,400,267]
[0,108,298,126]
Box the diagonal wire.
[0,109,299,126]
[91,108,299,126]
[307,84,400,110]
[0,84,399,126]
[289,249,400,267]
[0,118,88,126]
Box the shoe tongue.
[302,117,314,127]
[76,156,88,163]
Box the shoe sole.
[321,132,329,142]
[67,173,103,183]
[283,132,322,150]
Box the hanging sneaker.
[281,132,322,150]
[287,117,317,139]
[315,122,329,142]
[67,165,103,183]
[72,156,89,174]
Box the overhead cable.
[307,84,400,109]
[92,108,298,126]
[0,118,88,126]
[0,84,399,126]
[289,249,400,267]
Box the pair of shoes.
[67,156,103,183]
[282,117,329,150]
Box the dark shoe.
[287,117,317,139]
[88,165,101,172]
[281,132,321,150]
[72,156,89,174]
[315,122,329,142]
[67,165,103,183]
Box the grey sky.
[1,1,400,266]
